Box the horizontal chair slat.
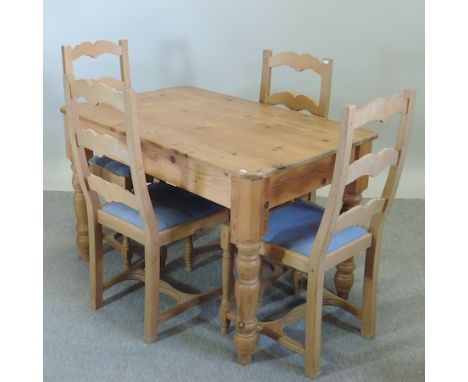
[353,95,408,127]
[269,52,324,74]
[71,40,121,60]
[97,76,126,91]
[77,129,130,165]
[71,79,125,112]
[87,174,138,210]
[268,92,319,114]
[334,198,385,233]
[346,148,399,185]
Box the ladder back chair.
[61,40,198,271]
[63,76,229,343]
[219,90,415,378]
[62,40,133,188]
[259,49,334,295]
[259,49,333,118]
[61,40,136,265]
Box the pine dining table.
[61,85,377,364]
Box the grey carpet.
[44,192,424,381]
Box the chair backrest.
[62,76,158,242]
[259,50,333,117]
[62,40,131,90]
[309,90,416,263]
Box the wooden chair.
[61,40,136,266]
[62,40,133,188]
[219,90,415,377]
[259,49,333,118]
[61,40,199,271]
[259,49,332,204]
[258,49,334,297]
[63,76,229,343]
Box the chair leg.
[89,222,104,310]
[258,261,266,305]
[304,268,325,379]
[258,258,285,304]
[143,241,161,343]
[218,224,233,334]
[308,190,317,204]
[120,235,132,269]
[361,241,381,339]
[183,236,194,272]
[298,191,316,203]
[160,246,167,270]
[292,270,307,294]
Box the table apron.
[145,152,337,210]
[77,120,372,211]
[137,145,370,210]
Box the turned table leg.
[231,176,269,365]
[71,158,90,262]
[65,115,89,263]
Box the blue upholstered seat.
[262,200,368,256]
[89,155,131,177]
[101,182,225,230]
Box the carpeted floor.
[44,191,424,381]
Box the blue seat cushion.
[262,200,368,256]
[89,155,131,177]
[101,182,225,230]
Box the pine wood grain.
[63,86,376,179]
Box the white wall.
[44,0,424,198]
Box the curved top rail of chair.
[71,40,122,60]
[269,52,326,74]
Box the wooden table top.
[65,86,377,177]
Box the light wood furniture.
[62,40,133,187]
[61,40,133,263]
[63,78,229,342]
[260,49,333,118]
[60,85,377,362]
[61,40,197,271]
[219,90,415,377]
[259,49,334,294]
